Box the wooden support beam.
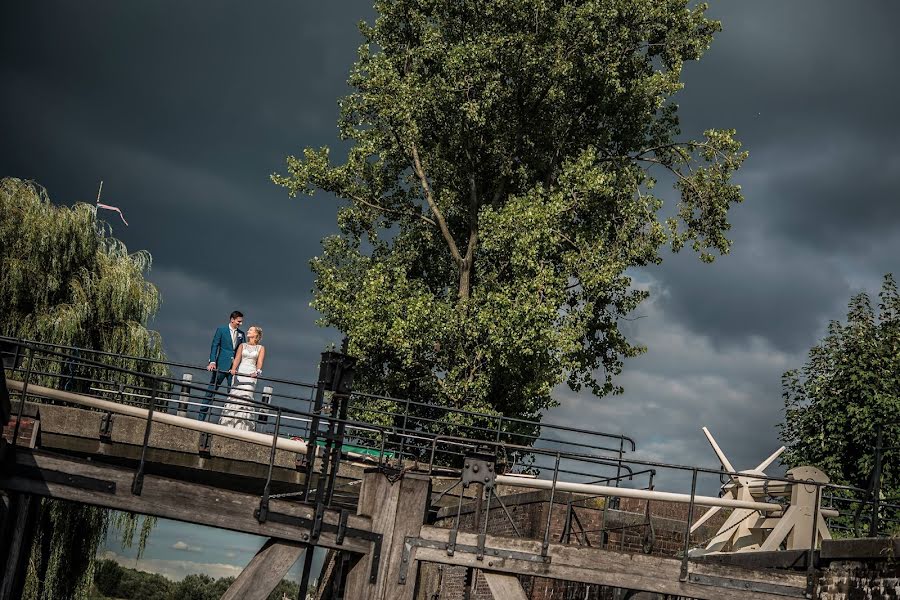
[482,572,529,600]
[0,493,38,600]
[344,471,431,600]
[0,449,373,556]
[408,527,808,600]
[220,539,305,600]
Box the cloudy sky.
[3,0,898,581]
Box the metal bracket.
[688,573,806,598]
[311,502,325,543]
[198,431,212,456]
[254,508,383,583]
[399,536,551,584]
[99,412,113,442]
[336,508,349,545]
[462,456,496,492]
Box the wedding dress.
[218,344,261,431]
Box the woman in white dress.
[218,325,266,431]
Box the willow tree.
[275,0,746,428]
[0,177,167,600]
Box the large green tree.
[781,274,900,503]
[0,177,166,599]
[275,0,746,424]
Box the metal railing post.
[258,408,283,523]
[131,378,158,495]
[542,452,561,560]
[869,427,883,537]
[807,483,821,598]
[680,468,698,582]
[10,346,35,447]
[258,385,274,430]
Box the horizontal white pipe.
[497,474,783,512]
[8,379,314,456]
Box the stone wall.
[818,539,900,600]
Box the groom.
[200,310,245,421]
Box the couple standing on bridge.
[200,310,267,431]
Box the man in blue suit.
[200,310,244,421]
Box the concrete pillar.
[176,373,192,418]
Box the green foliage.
[89,560,302,600]
[781,274,900,500]
[0,177,166,599]
[275,0,745,426]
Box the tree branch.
[347,192,436,227]
[411,142,463,263]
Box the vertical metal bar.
[600,495,609,549]
[495,416,503,444]
[680,468,698,581]
[325,392,349,506]
[11,339,22,373]
[10,347,34,447]
[542,452,561,559]
[258,408,282,523]
[302,369,327,502]
[491,488,522,538]
[397,397,410,463]
[807,484,821,598]
[869,427,883,537]
[615,438,624,488]
[448,483,465,556]
[298,545,315,600]
[131,379,158,495]
[561,499,574,543]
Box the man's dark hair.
[230,310,243,320]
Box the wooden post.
[220,538,305,600]
[344,470,430,600]
[0,493,39,600]
[482,572,529,600]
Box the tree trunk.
[458,258,472,300]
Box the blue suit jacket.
[209,325,245,371]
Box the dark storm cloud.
[646,238,851,353]
[2,0,898,500]
[636,0,900,352]
[1,1,374,385]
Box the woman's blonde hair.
[248,325,263,340]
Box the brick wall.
[819,560,900,599]
[419,489,724,600]
[1,417,39,448]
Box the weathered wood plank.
[482,572,529,600]
[0,449,373,555]
[345,471,430,600]
[412,527,806,600]
[220,539,305,600]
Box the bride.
[218,325,266,431]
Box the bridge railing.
[0,337,635,472]
[4,335,893,587]
[0,336,641,505]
